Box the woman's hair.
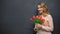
[37,2,50,16]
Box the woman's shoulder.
[46,14,52,18]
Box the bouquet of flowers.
[29,15,45,31]
[29,15,45,24]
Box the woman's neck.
[38,13,48,17]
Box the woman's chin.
[39,13,43,14]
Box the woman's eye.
[37,8,39,9]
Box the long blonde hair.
[37,2,50,17]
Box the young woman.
[34,2,54,34]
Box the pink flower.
[32,15,35,19]
[40,16,43,21]
[40,16,45,22]
[42,19,45,22]
[36,16,39,18]
[29,18,32,21]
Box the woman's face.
[37,5,44,14]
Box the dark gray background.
[1,0,60,34]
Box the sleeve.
[34,23,38,29]
[35,23,37,28]
[41,15,54,32]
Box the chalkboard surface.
[1,0,60,34]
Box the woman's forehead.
[38,5,41,8]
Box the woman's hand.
[36,24,42,29]
[34,23,42,29]
[34,23,42,31]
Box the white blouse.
[36,15,54,34]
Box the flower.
[29,15,45,24]
[39,16,45,22]
[36,16,39,18]
[32,15,35,19]
[29,18,32,21]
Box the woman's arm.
[41,15,54,32]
